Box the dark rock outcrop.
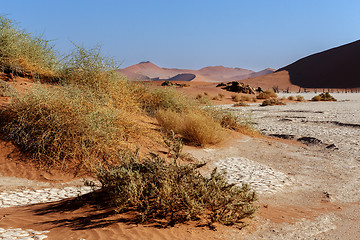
[217,81,256,94]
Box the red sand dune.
[119,62,274,82]
[240,40,360,91]
[277,40,360,88]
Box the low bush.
[212,95,220,101]
[260,99,286,106]
[96,151,257,227]
[233,102,249,107]
[194,93,209,104]
[0,80,17,97]
[256,90,277,99]
[240,95,251,102]
[296,95,305,101]
[311,92,337,101]
[231,94,240,102]
[287,95,295,101]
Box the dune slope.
[278,40,360,88]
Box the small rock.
[326,144,338,150]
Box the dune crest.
[118,62,274,82]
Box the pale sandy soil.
[194,92,360,239]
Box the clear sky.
[1,0,360,71]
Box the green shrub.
[0,80,17,97]
[0,16,59,79]
[96,151,257,226]
[311,92,337,101]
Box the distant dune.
[118,62,274,82]
[277,40,360,88]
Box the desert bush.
[61,44,117,89]
[231,94,240,102]
[194,93,209,104]
[0,16,59,79]
[256,89,277,99]
[133,85,194,116]
[212,95,220,101]
[240,95,251,102]
[218,93,225,99]
[156,109,225,146]
[96,151,257,226]
[260,99,286,106]
[60,44,141,112]
[296,95,305,101]
[0,80,17,97]
[311,92,337,101]
[233,102,249,107]
[287,95,295,101]
[0,85,140,168]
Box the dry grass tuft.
[156,109,226,146]
[296,95,305,101]
[233,102,249,107]
[311,92,337,101]
[0,85,142,168]
[256,89,277,99]
[260,98,286,106]
[287,95,295,101]
[205,108,257,136]
[0,80,17,97]
[0,16,59,79]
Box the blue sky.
[1,0,359,71]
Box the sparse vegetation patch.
[96,150,257,227]
[0,80,17,97]
[260,99,286,106]
[0,16,59,79]
[0,85,141,168]
[311,92,337,101]
[256,89,277,99]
